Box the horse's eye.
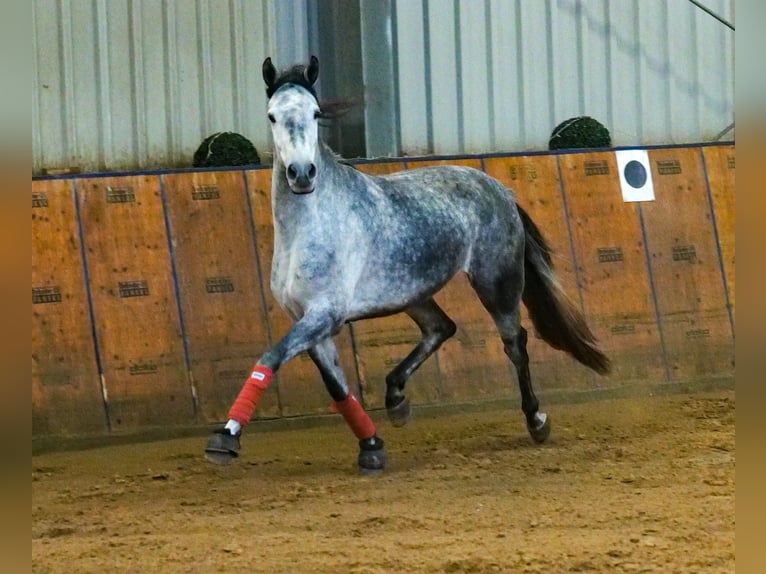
[268,113,276,124]
[314,110,321,119]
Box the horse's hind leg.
[308,337,386,475]
[471,276,551,443]
[385,298,457,427]
[499,315,550,443]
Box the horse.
[205,56,610,474]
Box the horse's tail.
[517,206,611,375]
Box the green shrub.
[548,116,611,150]
[193,132,261,167]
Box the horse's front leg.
[204,310,336,464]
[308,337,386,475]
[204,310,384,473]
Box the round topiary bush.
[193,132,261,167]
[548,116,612,150]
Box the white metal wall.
[32,0,276,174]
[32,0,734,173]
[393,0,734,155]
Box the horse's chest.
[270,249,301,306]
[270,239,344,314]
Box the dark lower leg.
[308,340,385,472]
[503,327,540,426]
[307,339,348,402]
[309,338,377,441]
[384,340,438,408]
[385,299,456,409]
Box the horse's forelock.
[266,65,319,101]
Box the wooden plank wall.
[640,149,734,378]
[702,145,735,320]
[76,176,194,430]
[161,171,275,422]
[559,152,667,384]
[32,180,105,435]
[31,144,735,438]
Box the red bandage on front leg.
[228,365,273,426]
[333,395,376,440]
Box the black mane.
[266,64,318,101]
[263,57,352,119]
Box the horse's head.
[263,56,321,194]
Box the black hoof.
[358,436,386,476]
[205,428,241,465]
[386,396,411,428]
[527,412,551,444]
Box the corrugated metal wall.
[32,0,734,173]
[32,0,275,174]
[393,0,734,156]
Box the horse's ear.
[305,55,319,86]
[262,57,277,89]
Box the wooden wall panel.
[702,145,735,319]
[432,274,511,402]
[161,171,275,422]
[31,145,736,439]
[32,180,105,435]
[641,148,734,379]
[77,176,194,430]
[558,153,666,383]
[484,155,596,393]
[350,315,444,410]
[245,169,361,416]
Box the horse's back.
[338,163,524,318]
[377,163,525,272]
[374,165,516,216]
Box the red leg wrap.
[227,365,273,426]
[333,395,376,440]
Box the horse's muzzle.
[287,162,317,194]
[290,184,315,195]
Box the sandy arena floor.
[32,388,734,573]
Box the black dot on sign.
[624,160,647,188]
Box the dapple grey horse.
[206,56,610,474]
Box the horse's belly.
[349,249,464,319]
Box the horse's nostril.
[287,164,298,179]
[308,164,317,178]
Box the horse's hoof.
[386,397,411,428]
[527,412,551,444]
[358,436,386,476]
[205,428,241,465]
